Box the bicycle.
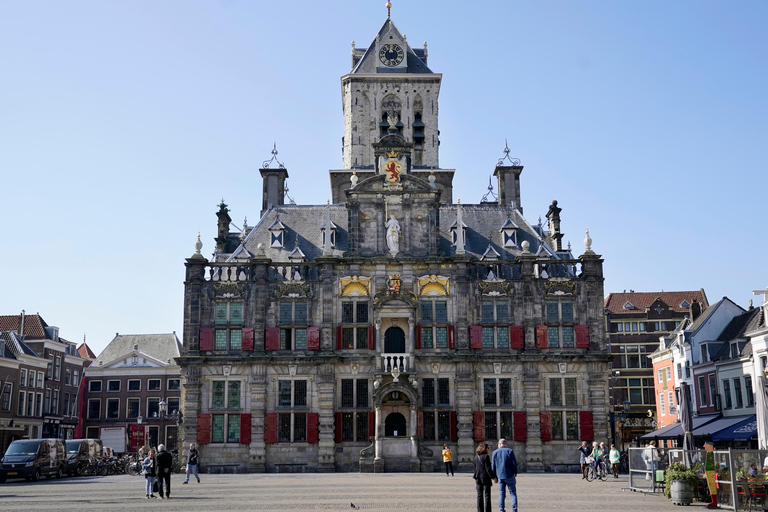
[586,459,609,482]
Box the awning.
[640,414,721,440]
[691,415,753,437]
[711,415,757,442]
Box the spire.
[386,1,392,19]
[455,200,466,256]
[323,200,333,256]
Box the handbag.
[153,480,159,493]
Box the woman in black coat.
[473,443,497,512]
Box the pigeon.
[350,504,359,510]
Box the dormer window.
[680,300,691,309]
[481,245,500,261]
[268,218,286,248]
[450,220,466,246]
[623,301,636,310]
[730,343,739,359]
[700,344,708,363]
[321,220,337,248]
[499,218,518,247]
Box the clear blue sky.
[1,1,766,356]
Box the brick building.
[82,333,182,453]
[179,13,609,473]
[0,313,86,446]
[604,290,708,446]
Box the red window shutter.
[336,412,342,443]
[510,325,524,349]
[368,411,375,439]
[473,411,485,441]
[417,410,423,438]
[265,327,279,351]
[307,327,320,350]
[539,411,552,442]
[535,324,548,349]
[336,326,342,351]
[450,411,457,442]
[416,325,421,349]
[241,327,254,351]
[368,325,374,350]
[240,413,251,444]
[307,413,319,443]
[448,325,454,349]
[575,325,590,348]
[197,414,211,444]
[264,413,277,444]
[513,411,527,441]
[470,325,483,349]
[579,411,594,441]
[199,328,213,351]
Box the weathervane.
[497,139,521,166]
[262,142,285,169]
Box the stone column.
[248,367,267,472]
[408,319,415,370]
[454,362,475,471]
[374,405,384,473]
[375,319,382,371]
[523,362,545,472]
[316,367,336,472]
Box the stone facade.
[178,14,610,473]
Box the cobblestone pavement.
[0,472,707,511]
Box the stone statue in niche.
[385,215,401,255]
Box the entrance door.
[385,412,406,436]
[384,327,405,353]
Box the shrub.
[664,462,701,500]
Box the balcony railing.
[381,353,409,373]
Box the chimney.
[546,200,563,252]
[19,310,25,339]
[215,201,232,253]
[493,163,524,214]
[689,301,702,321]
[260,166,289,217]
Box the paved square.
[0,472,700,511]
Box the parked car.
[0,439,67,482]
[65,439,103,476]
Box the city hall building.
[179,12,609,473]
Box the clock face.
[379,44,404,67]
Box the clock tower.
[339,14,443,180]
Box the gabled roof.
[92,333,181,368]
[604,290,708,314]
[687,297,744,334]
[350,19,433,75]
[716,308,761,342]
[1,330,40,357]
[77,342,97,360]
[0,314,50,339]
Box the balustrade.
[381,353,409,373]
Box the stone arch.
[373,380,418,408]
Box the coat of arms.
[387,275,401,293]
[384,151,402,183]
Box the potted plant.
[665,462,701,505]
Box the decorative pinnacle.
[386,2,392,19]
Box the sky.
[1,1,766,356]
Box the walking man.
[156,444,173,499]
[183,443,200,484]
[491,438,518,512]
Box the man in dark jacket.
[491,439,518,512]
[156,444,174,499]
[183,443,200,484]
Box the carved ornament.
[213,282,246,299]
[277,282,310,299]
[339,275,371,297]
[417,275,450,296]
[543,279,576,296]
[478,281,510,297]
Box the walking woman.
[143,448,157,499]
[473,443,497,512]
[442,445,455,477]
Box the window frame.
[107,380,121,392]
[126,397,140,419]
[87,398,101,420]
[148,379,161,391]
[89,380,103,392]
[479,300,511,349]
[106,397,120,419]
[128,379,141,392]
[279,301,308,351]
[545,301,575,348]
[1,382,12,412]
[339,300,371,350]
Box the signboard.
[670,406,678,415]
[128,424,146,453]
[100,426,126,454]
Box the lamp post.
[159,400,167,449]
[619,399,631,452]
